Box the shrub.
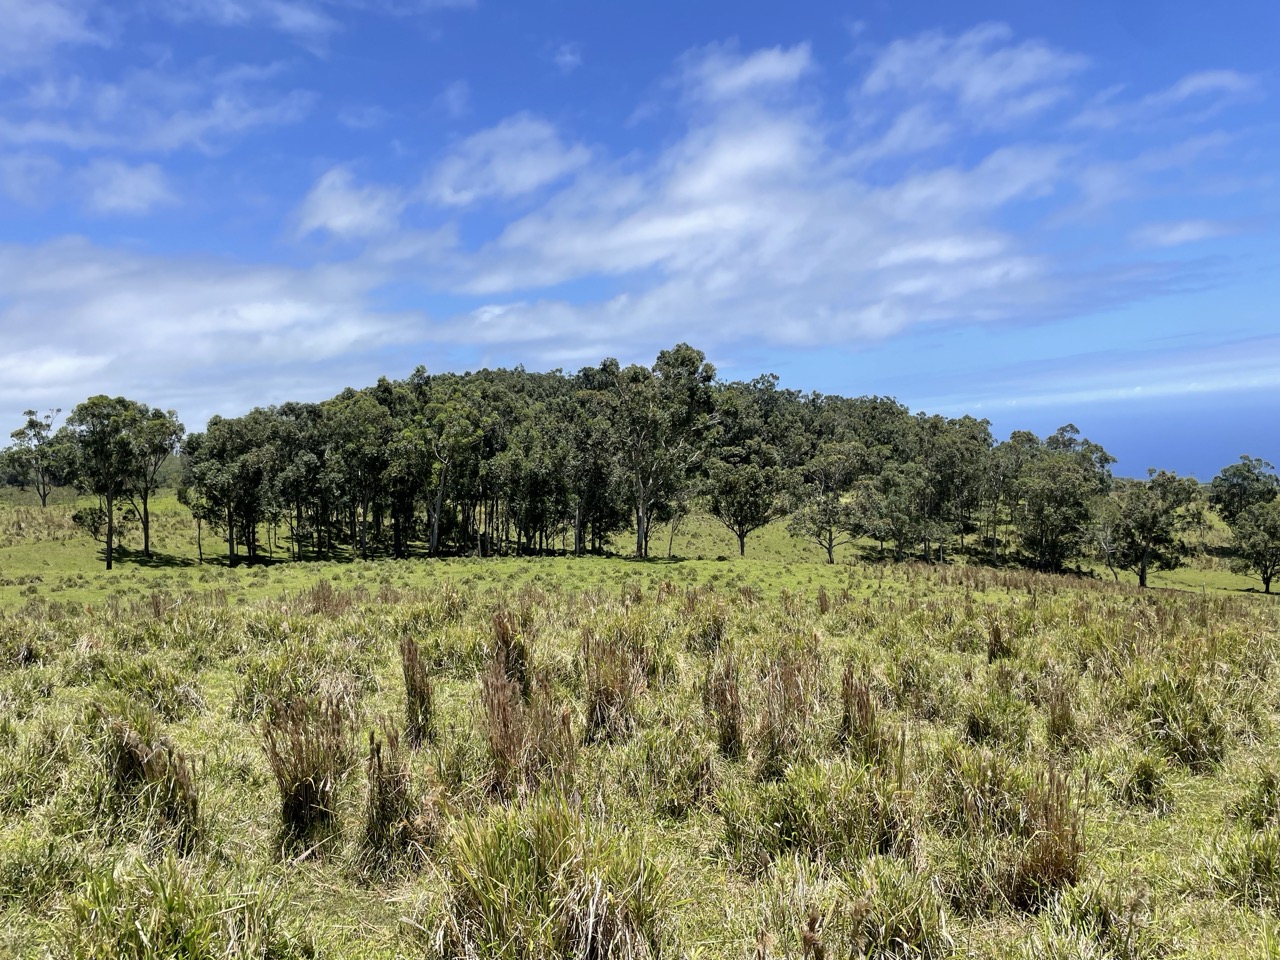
[65,855,313,960]
[400,634,435,748]
[437,796,666,958]
[261,695,355,848]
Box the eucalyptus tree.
[1112,469,1205,588]
[1229,500,1280,594]
[1209,456,1279,524]
[184,409,279,566]
[63,397,139,570]
[124,405,184,557]
[601,343,716,558]
[6,408,63,507]
[706,379,786,557]
[1014,425,1113,572]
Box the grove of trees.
[3,343,1276,590]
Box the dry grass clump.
[358,725,439,876]
[839,662,892,764]
[90,702,200,853]
[481,660,576,799]
[491,604,532,698]
[261,694,356,849]
[757,636,824,781]
[704,651,745,760]
[400,634,435,748]
[581,625,646,743]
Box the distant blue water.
[982,389,1280,480]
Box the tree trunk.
[738,531,746,557]
[430,464,447,556]
[141,489,151,557]
[105,492,114,571]
[196,516,203,564]
[1138,550,1149,589]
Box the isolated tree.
[125,406,184,557]
[1113,470,1204,588]
[63,397,139,570]
[1230,500,1280,594]
[7,409,63,507]
[1208,456,1279,524]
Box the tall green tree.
[602,344,716,558]
[124,406,184,557]
[1209,456,1279,524]
[63,397,139,570]
[6,409,64,507]
[1230,500,1280,594]
[1112,470,1204,588]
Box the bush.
[437,796,666,959]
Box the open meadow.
[2,494,1280,958]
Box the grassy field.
[2,493,1280,958]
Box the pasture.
[1,494,1279,957]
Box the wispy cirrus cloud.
[0,0,108,74]
[81,159,177,214]
[860,22,1088,125]
[426,113,592,206]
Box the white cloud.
[0,238,418,422]
[338,104,390,129]
[0,153,60,204]
[81,160,177,214]
[0,60,315,153]
[554,43,583,75]
[680,42,813,101]
[861,22,1087,124]
[434,80,470,118]
[1131,219,1237,248]
[155,0,340,50]
[1073,69,1258,129]
[0,0,106,74]
[295,166,403,239]
[427,113,591,206]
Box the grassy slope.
[2,492,1279,957]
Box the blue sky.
[1,0,1277,476]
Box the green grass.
[2,491,1280,957]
